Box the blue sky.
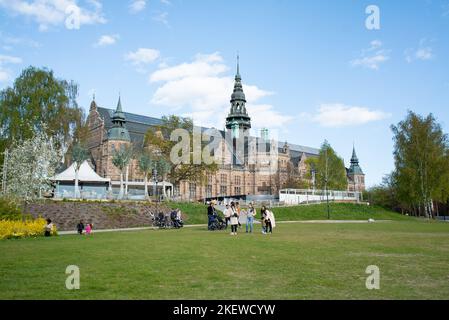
[1,0,448,187]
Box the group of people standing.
[76,220,93,235]
[221,202,276,236]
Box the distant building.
[86,58,365,200]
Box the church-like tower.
[347,146,365,192]
[226,55,251,133]
[108,95,130,142]
[225,56,251,167]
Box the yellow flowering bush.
[0,218,58,240]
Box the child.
[44,219,53,237]
[77,220,84,235]
[85,223,93,235]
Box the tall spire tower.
[226,55,251,132]
[347,145,365,192]
[107,94,130,142]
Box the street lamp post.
[324,147,330,220]
[152,168,158,202]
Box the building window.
[206,185,212,197]
[173,185,180,197]
[221,174,227,184]
[220,186,227,195]
[189,183,196,199]
[234,186,241,195]
[235,176,241,185]
[111,144,115,152]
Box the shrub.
[0,218,58,240]
[0,196,23,221]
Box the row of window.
[188,184,243,197]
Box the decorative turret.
[348,146,364,175]
[107,95,130,141]
[89,93,97,112]
[347,145,365,192]
[226,55,251,132]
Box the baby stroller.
[154,212,169,229]
[209,213,226,231]
[170,210,184,229]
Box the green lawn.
[1,220,449,299]
[168,202,414,225]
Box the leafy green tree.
[71,144,89,199]
[0,66,85,168]
[307,141,347,191]
[112,145,133,199]
[391,111,448,218]
[366,174,401,211]
[154,156,172,199]
[143,115,218,187]
[138,152,153,200]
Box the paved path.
[58,220,391,235]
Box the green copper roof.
[226,55,251,130]
[108,95,130,141]
[348,146,364,175]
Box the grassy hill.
[167,202,413,225]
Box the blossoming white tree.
[5,131,62,199]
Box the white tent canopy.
[53,161,110,183]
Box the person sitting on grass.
[77,220,84,235]
[44,219,53,237]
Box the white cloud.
[95,34,119,47]
[161,0,171,5]
[149,52,287,130]
[153,11,169,27]
[125,48,160,67]
[310,103,391,128]
[0,54,22,83]
[0,55,23,65]
[405,39,434,63]
[150,52,227,82]
[0,0,106,31]
[0,70,10,82]
[129,0,146,14]
[351,40,390,70]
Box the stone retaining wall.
[23,201,171,231]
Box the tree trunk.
[125,165,129,198]
[144,174,149,200]
[119,172,124,200]
[74,167,80,199]
[162,180,167,199]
